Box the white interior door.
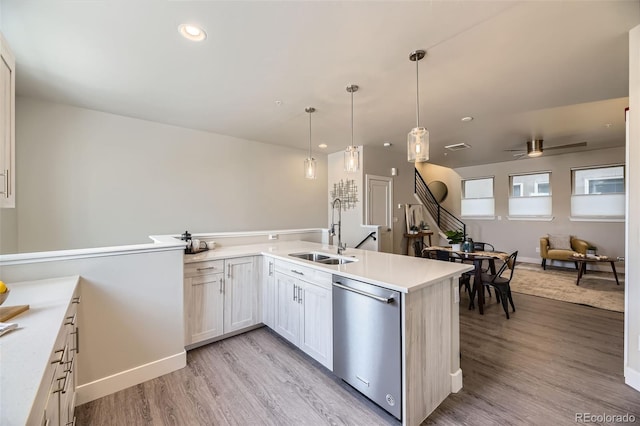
[366,175,393,253]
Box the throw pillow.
[548,234,572,250]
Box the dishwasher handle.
[333,282,395,304]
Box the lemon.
[0,281,7,294]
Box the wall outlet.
[268,234,279,240]
[535,247,540,253]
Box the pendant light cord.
[351,87,354,149]
[415,57,420,128]
[308,111,312,158]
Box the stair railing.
[414,169,466,239]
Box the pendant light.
[304,107,317,179]
[407,49,429,163]
[344,84,359,173]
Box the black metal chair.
[413,240,426,257]
[449,251,473,295]
[473,241,495,252]
[474,251,518,319]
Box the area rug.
[509,263,624,312]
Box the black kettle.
[461,236,474,253]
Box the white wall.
[418,147,626,263]
[625,24,640,391]
[0,246,186,404]
[8,98,328,253]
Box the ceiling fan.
[505,139,587,158]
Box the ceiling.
[1,1,638,168]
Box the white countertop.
[184,240,473,293]
[0,276,80,426]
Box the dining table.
[423,246,510,315]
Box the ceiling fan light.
[407,127,429,162]
[527,139,543,157]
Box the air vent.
[444,143,471,151]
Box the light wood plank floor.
[76,292,640,425]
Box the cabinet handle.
[291,270,304,276]
[51,348,65,364]
[298,287,303,304]
[227,264,232,279]
[196,266,216,271]
[72,296,81,304]
[269,261,274,276]
[53,374,67,394]
[0,169,7,196]
[293,284,298,302]
[219,278,224,294]
[71,327,80,354]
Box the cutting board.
[0,305,30,322]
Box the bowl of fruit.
[0,281,9,305]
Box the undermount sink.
[289,252,331,262]
[288,252,356,265]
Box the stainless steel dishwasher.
[332,275,402,420]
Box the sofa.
[540,235,590,270]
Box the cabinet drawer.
[274,260,332,289]
[185,260,225,277]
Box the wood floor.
[76,292,640,425]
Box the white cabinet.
[262,256,276,329]
[224,256,260,333]
[274,260,333,370]
[39,289,81,426]
[184,256,259,347]
[184,259,225,345]
[0,32,15,208]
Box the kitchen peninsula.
[0,232,472,426]
[177,238,473,425]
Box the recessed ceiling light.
[318,143,328,149]
[461,116,474,122]
[604,123,613,128]
[274,100,282,106]
[383,142,392,147]
[178,24,207,41]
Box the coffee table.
[571,255,620,286]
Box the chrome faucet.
[331,198,346,255]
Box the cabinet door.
[224,257,258,333]
[274,272,299,345]
[299,281,333,370]
[262,256,276,329]
[189,272,225,344]
[0,33,15,208]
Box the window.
[461,177,494,217]
[508,172,552,218]
[571,165,624,218]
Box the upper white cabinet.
[0,32,15,208]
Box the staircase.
[414,169,466,241]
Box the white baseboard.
[76,351,187,405]
[451,368,463,393]
[625,365,640,392]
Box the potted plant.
[587,245,597,256]
[409,225,420,234]
[444,230,465,251]
[419,221,429,231]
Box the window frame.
[460,176,495,219]
[507,171,552,219]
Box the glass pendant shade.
[344,146,359,173]
[344,84,360,173]
[304,157,317,179]
[407,126,429,162]
[407,49,429,163]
